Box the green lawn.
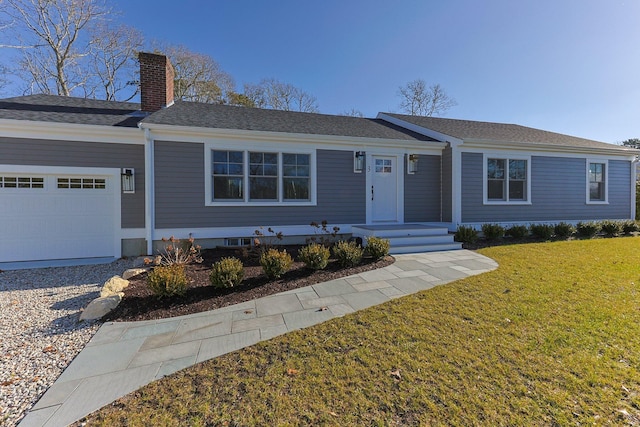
[85,238,640,426]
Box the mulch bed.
[104,245,394,322]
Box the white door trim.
[365,152,404,224]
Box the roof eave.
[0,118,145,144]
[139,122,447,150]
[462,138,640,157]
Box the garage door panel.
[1,174,116,263]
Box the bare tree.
[159,44,235,104]
[89,23,143,101]
[244,78,318,112]
[340,108,364,117]
[398,79,456,116]
[1,0,109,96]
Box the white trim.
[632,159,639,220]
[586,158,609,205]
[0,164,122,259]
[204,144,317,207]
[144,128,154,255]
[0,118,144,145]
[461,145,634,161]
[155,224,355,240]
[461,139,637,157]
[451,142,463,226]
[482,153,532,205]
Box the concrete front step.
[352,223,462,254]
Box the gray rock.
[122,268,148,280]
[80,295,122,321]
[100,276,129,298]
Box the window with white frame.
[588,161,607,202]
[211,149,312,204]
[486,157,529,203]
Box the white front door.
[371,155,398,222]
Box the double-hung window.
[485,156,530,203]
[209,149,313,205]
[587,160,607,203]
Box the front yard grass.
[84,238,640,425]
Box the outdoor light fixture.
[121,168,135,193]
[354,151,365,173]
[407,154,419,174]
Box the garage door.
[0,172,117,263]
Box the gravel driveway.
[0,259,140,427]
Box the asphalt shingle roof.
[143,101,434,141]
[383,113,629,151]
[0,94,141,127]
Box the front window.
[486,157,528,202]
[213,150,244,200]
[210,149,313,204]
[588,162,606,202]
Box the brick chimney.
[139,52,174,113]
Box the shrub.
[147,264,188,297]
[146,235,202,266]
[454,226,478,244]
[506,225,529,239]
[298,243,330,270]
[481,223,505,241]
[622,219,640,234]
[332,240,364,267]
[530,224,554,240]
[554,222,576,239]
[576,221,601,238]
[600,220,623,237]
[366,236,391,260]
[209,257,244,288]
[260,248,293,279]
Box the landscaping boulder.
[100,275,129,298]
[80,295,122,321]
[123,268,148,280]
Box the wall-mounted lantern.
[354,151,365,173]
[407,154,419,174]
[121,168,135,193]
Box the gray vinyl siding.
[154,141,366,228]
[461,152,632,223]
[0,136,145,228]
[404,154,441,222]
[441,146,453,222]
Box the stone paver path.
[19,250,497,427]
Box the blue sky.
[117,1,637,143]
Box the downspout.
[451,141,462,229]
[144,127,155,255]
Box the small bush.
[554,222,576,239]
[298,243,330,270]
[209,257,244,288]
[147,264,188,297]
[530,224,554,240]
[622,220,640,234]
[366,236,391,260]
[576,221,601,238]
[506,225,529,239]
[454,226,478,244]
[481,223,505,241]
[260,248,293,279]
[332,240,364,267]
[600,220,623,237]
